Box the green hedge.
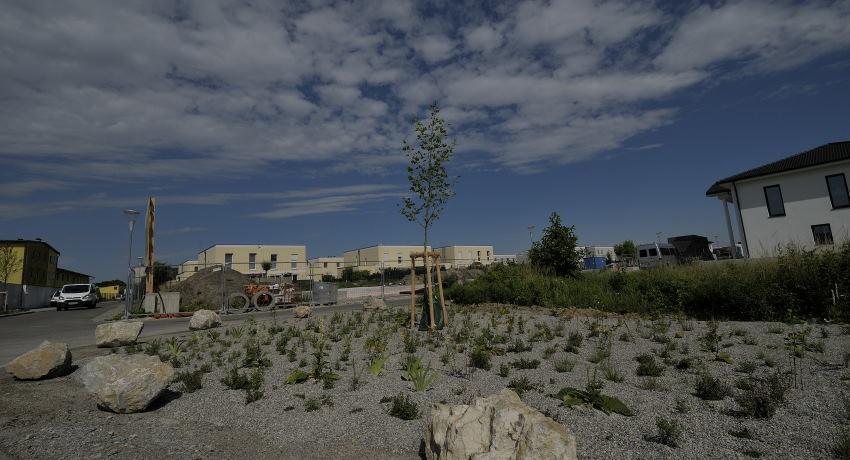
[446,243,850,321]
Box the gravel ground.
[1,303,849,459]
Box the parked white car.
[54,284,99,310]
[636,243,678,269]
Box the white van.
[636,243,678,269]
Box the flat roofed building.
[436,245,494,268]
[197,244,307,278]
[176,259,200,281]
[343,245,431,273]
[308,257,344,281]
[0,239,59,287]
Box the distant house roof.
[56,267,90,277]
[0,239,61,255]
[706,141,850,196]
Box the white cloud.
[0,0,848,191]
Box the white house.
[706,141,850,258]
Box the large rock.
[425,389,577,460]
[5,341,72,380]
[362,296,386,311]
[77,354,175,413]
[189,309,221,330]
[293,305,312,318]
[95,321,144,347]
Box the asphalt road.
[0,298,408,365]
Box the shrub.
[404,356,437,392]
[222,366,250,390]
[498,363,510,377]
[244,368,264,404]
[646,417,683,447]
[601,361,624,382]
[636,354,664,377]
[511,358,540,370]
[175,369,204,393]
[469,348,492,370]
[694,372,732,400]
[507,338,532,353]
[508,376,537,396]
[554,357,575,373]
[565,331,584,353]
[734,371,790,418]
[388,393,419,420]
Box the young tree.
[261,261,272,277]
[0,246,23,312]
[528,212,581,277]
[400,103,457,328]
[614,240,637,258]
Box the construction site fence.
[121,257,499,314]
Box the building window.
[248,253,257,270]
[270,254,277,269]
[648,248,658,257]
[323,262,328,268]
[194,266,198,272]
[763,185,785,217]
[291,254,298,270]
[224,253,233,268]
[826,173,850,209]
[336,262,341,268]
[639,249,647,258]
[812,224,834,246]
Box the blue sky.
[1,0,850,281]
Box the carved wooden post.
[434,254,448,327]
[425,252,436,331]
[409,255,416,329]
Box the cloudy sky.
[2,0,850,280]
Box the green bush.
[734,371,790,418]
[388,393,419,420]
[694,372,732,400]
[447,242,850,321]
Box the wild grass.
[694,372,732,400]
[646,417,683,447]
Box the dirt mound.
[177,266,251,311]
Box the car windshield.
[62,284,90,294]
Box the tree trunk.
[424,227,435,330]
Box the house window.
[224,253,233,268]
[194,266,198,272]
[826,173,850,209]
[248,253,257,270]
[323,262,328,268]
[639,249,647,258]
[763,185,785,217]
[291,254,298,270]
[477,250,481,261]
[270,254,277,269]
[812,224,834,246]
[648,248,658,257]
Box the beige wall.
[176,259,200,281]
[308,257,344,280]
[437,245,494,268]
[343,245,430,273]
[197,245,307,277]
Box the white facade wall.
[734,161,850,257]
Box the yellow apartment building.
[308,257,344,281]
[436,245,494,268]
[195,244,308,279]
[0,239,59,287]
[97,284,122,300]
[343,245,431,274]
[176,259,200,281]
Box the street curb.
[0,310,34,319]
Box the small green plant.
[565,331,584,353]
[498,363,510,377]
[736,360,758,374]
[511,358,540,370]
[242,338,271,368]
[554,357,575,373]
[469,347,492,370]
[403,330,419,354]
[404,356,437,392]
[556,369,633,416]
[349,363,362,391]
[244,368,264,404]
[508,376,537,396]
[304,397,321,412]
[699,320,722,359]
[636,354,664,377]
[694,372,732,400]
[222,366,250,390]
[143,339,162,356]
[367,354,387,375]
[734,371,790,418]
[646,417,683,447]
[601,361,623,382]
[387,392,419,420]
[175,369,204,393]
[285,369,309,385]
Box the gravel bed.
[1,304,849,459]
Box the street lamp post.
[123,209,140,320]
